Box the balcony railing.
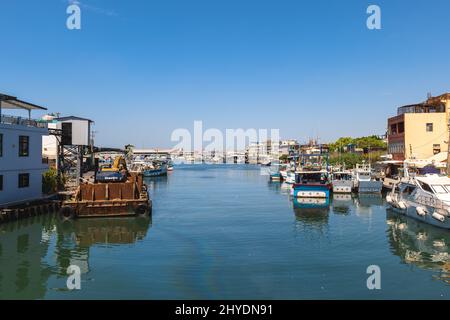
[0,114,47,129]
[397,104,446,115]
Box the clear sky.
[1,0,449,148]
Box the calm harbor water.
[0,164,449,299]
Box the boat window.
[444,185,450,193]
[404,186,416,195]
[431,185,448,194]
[418,181,434,193]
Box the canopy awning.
[0,93,47,111]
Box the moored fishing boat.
[387,173,450,229]
[332,171,353,193]
[130,160,168,177]
[353,163,382,193]
[269,163,286,181]
[292,170,332,198]
[285,171,296,184]
[292,152,332,198]
[167,160,174,171]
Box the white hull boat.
[387,174,450,229]
[332,171,353,193]
[354,164,382,193]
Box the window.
[431,185,448,194]
[390,124,397,135]
[19,136,29,157]
[0,133,2,157]
[426,123,433,132]
[418,181,433,193]
[398,122,405,133]
[0,175,2,191]
[18,173,29,188]
[433,144,441,155]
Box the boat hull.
[293,196,330,208]
[270,174,281,181]
[292,184,331,198]
[143,168,168,177]
[358,180,382,193]
[389,203,450,229]
[332,180,353,193]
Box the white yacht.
[353,163,382,193]
[387,174,450,229]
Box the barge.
[59,171,151,219]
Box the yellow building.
[387,93,450,161]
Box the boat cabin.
[295,171,329,185]
[415,176,450,196]
[332,172,353,181]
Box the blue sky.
[1,0,449,148]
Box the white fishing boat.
[285,171,296,184]
[353,163,382,193]
[129,159,168,177]
[387,173,450,229]
[332,171,353,193]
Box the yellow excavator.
[95,156,128,183]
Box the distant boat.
[144,164,168,177]
[130,160,168,177]
[269,163,284,181]
[167,160,174,171]
[270,172,281,181]
[285,171,296,184]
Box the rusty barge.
[59,157,152,219]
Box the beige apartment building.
[387,93,450,161]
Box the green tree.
[42,168,62,194]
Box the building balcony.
[397,101,446,116]
[1,114,47,129]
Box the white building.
[0,94,48,207]
[279,139,299,156]
[42,115,94,169]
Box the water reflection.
[355,194,384,207]
[145,175,169,192]
[331,194,353,215]
[55,216,152,275]
[386,210,450,284]
[0,215,54,299]
[292,197,330,226]
[0,214,152,299]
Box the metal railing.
[0,114,47,129]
